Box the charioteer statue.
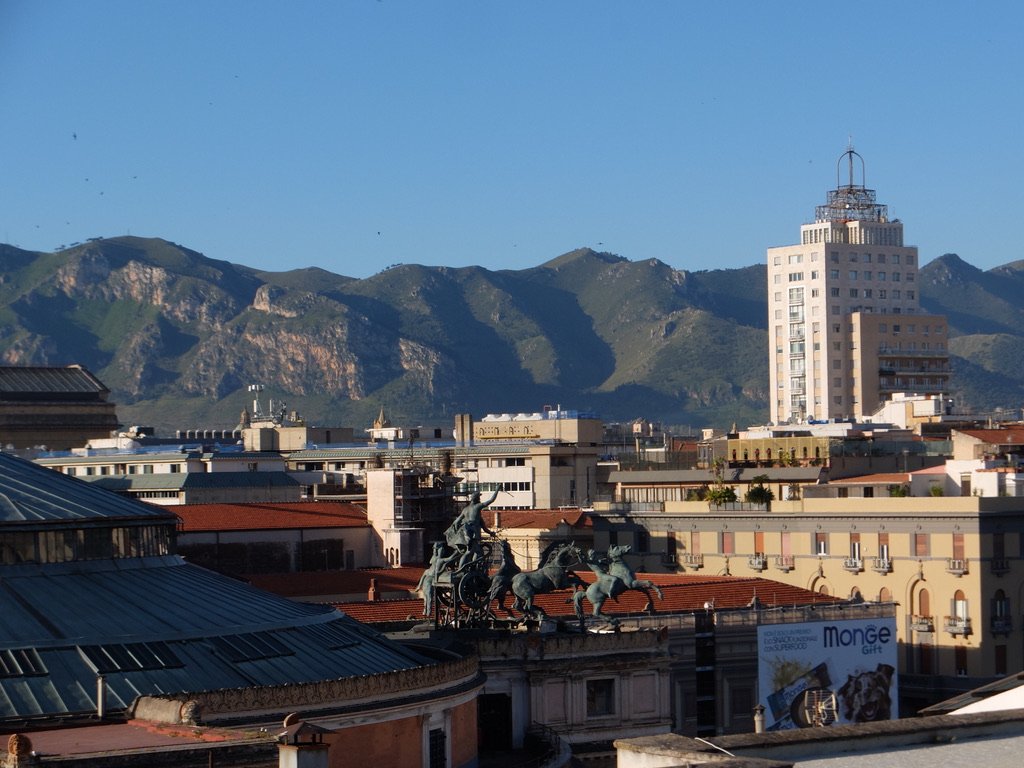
[443,488,500,569]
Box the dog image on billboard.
[837,663,894,722]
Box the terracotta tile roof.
[957,429,1024,444]
[12,720,268,758]
[174,501,368,532]
[483,508,590,530]
[245,567,424,598]
[334,572,839,624]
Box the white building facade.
[767,148,948,425]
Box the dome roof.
[0,452,431,722]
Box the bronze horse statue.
[511,541,585,619]
[573,544,664,620]
[487,539,522,614]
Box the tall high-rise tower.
[767,148,950,424]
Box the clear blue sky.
[2,1,1021,278]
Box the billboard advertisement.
[757,616,898,730]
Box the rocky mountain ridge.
[0,237,1020,433]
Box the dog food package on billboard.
[758,617,898,729]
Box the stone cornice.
[140,655,480,724]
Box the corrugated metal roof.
[607,467,822,483]
[0,453,173,523]
[35,452,195,466]
[0,452,434,722]
[84,471,300,491]
[0,365,107,395]
[0,556,431,720]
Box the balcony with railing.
[748,553,767,572]
[991,558,1010,575]
[870,556,892,574]
[944,615,972,636]
[682,553,704,570]
[842,557,864,574]
[774,555,795,573]
[991,616,1013,635]
[946,558,969,577]
[661,554,679,569]
[910,615,934,632]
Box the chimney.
[367,578,380,602]
[278,720,330,768]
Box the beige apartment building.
[767,148,950,424]
[591,495,1022,710]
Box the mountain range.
[1,236,1021,435]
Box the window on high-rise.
[849,289,858,298]
[907,290,915,300]
[892,272,901,282]
[811,270,819,279]
[831,287,840,297]
[849,271,858,280]
[892,254,901,264]
[830,269,840,279]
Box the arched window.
[993,589,1010,618]
[952,589,968,620]
[850,586,862,601]
[917,588,930,618]
[879,587,892,603]
[818,584,830,596]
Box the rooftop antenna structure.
[815,143,888,225]
[248,384,266,421]
[248,384,288,426]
